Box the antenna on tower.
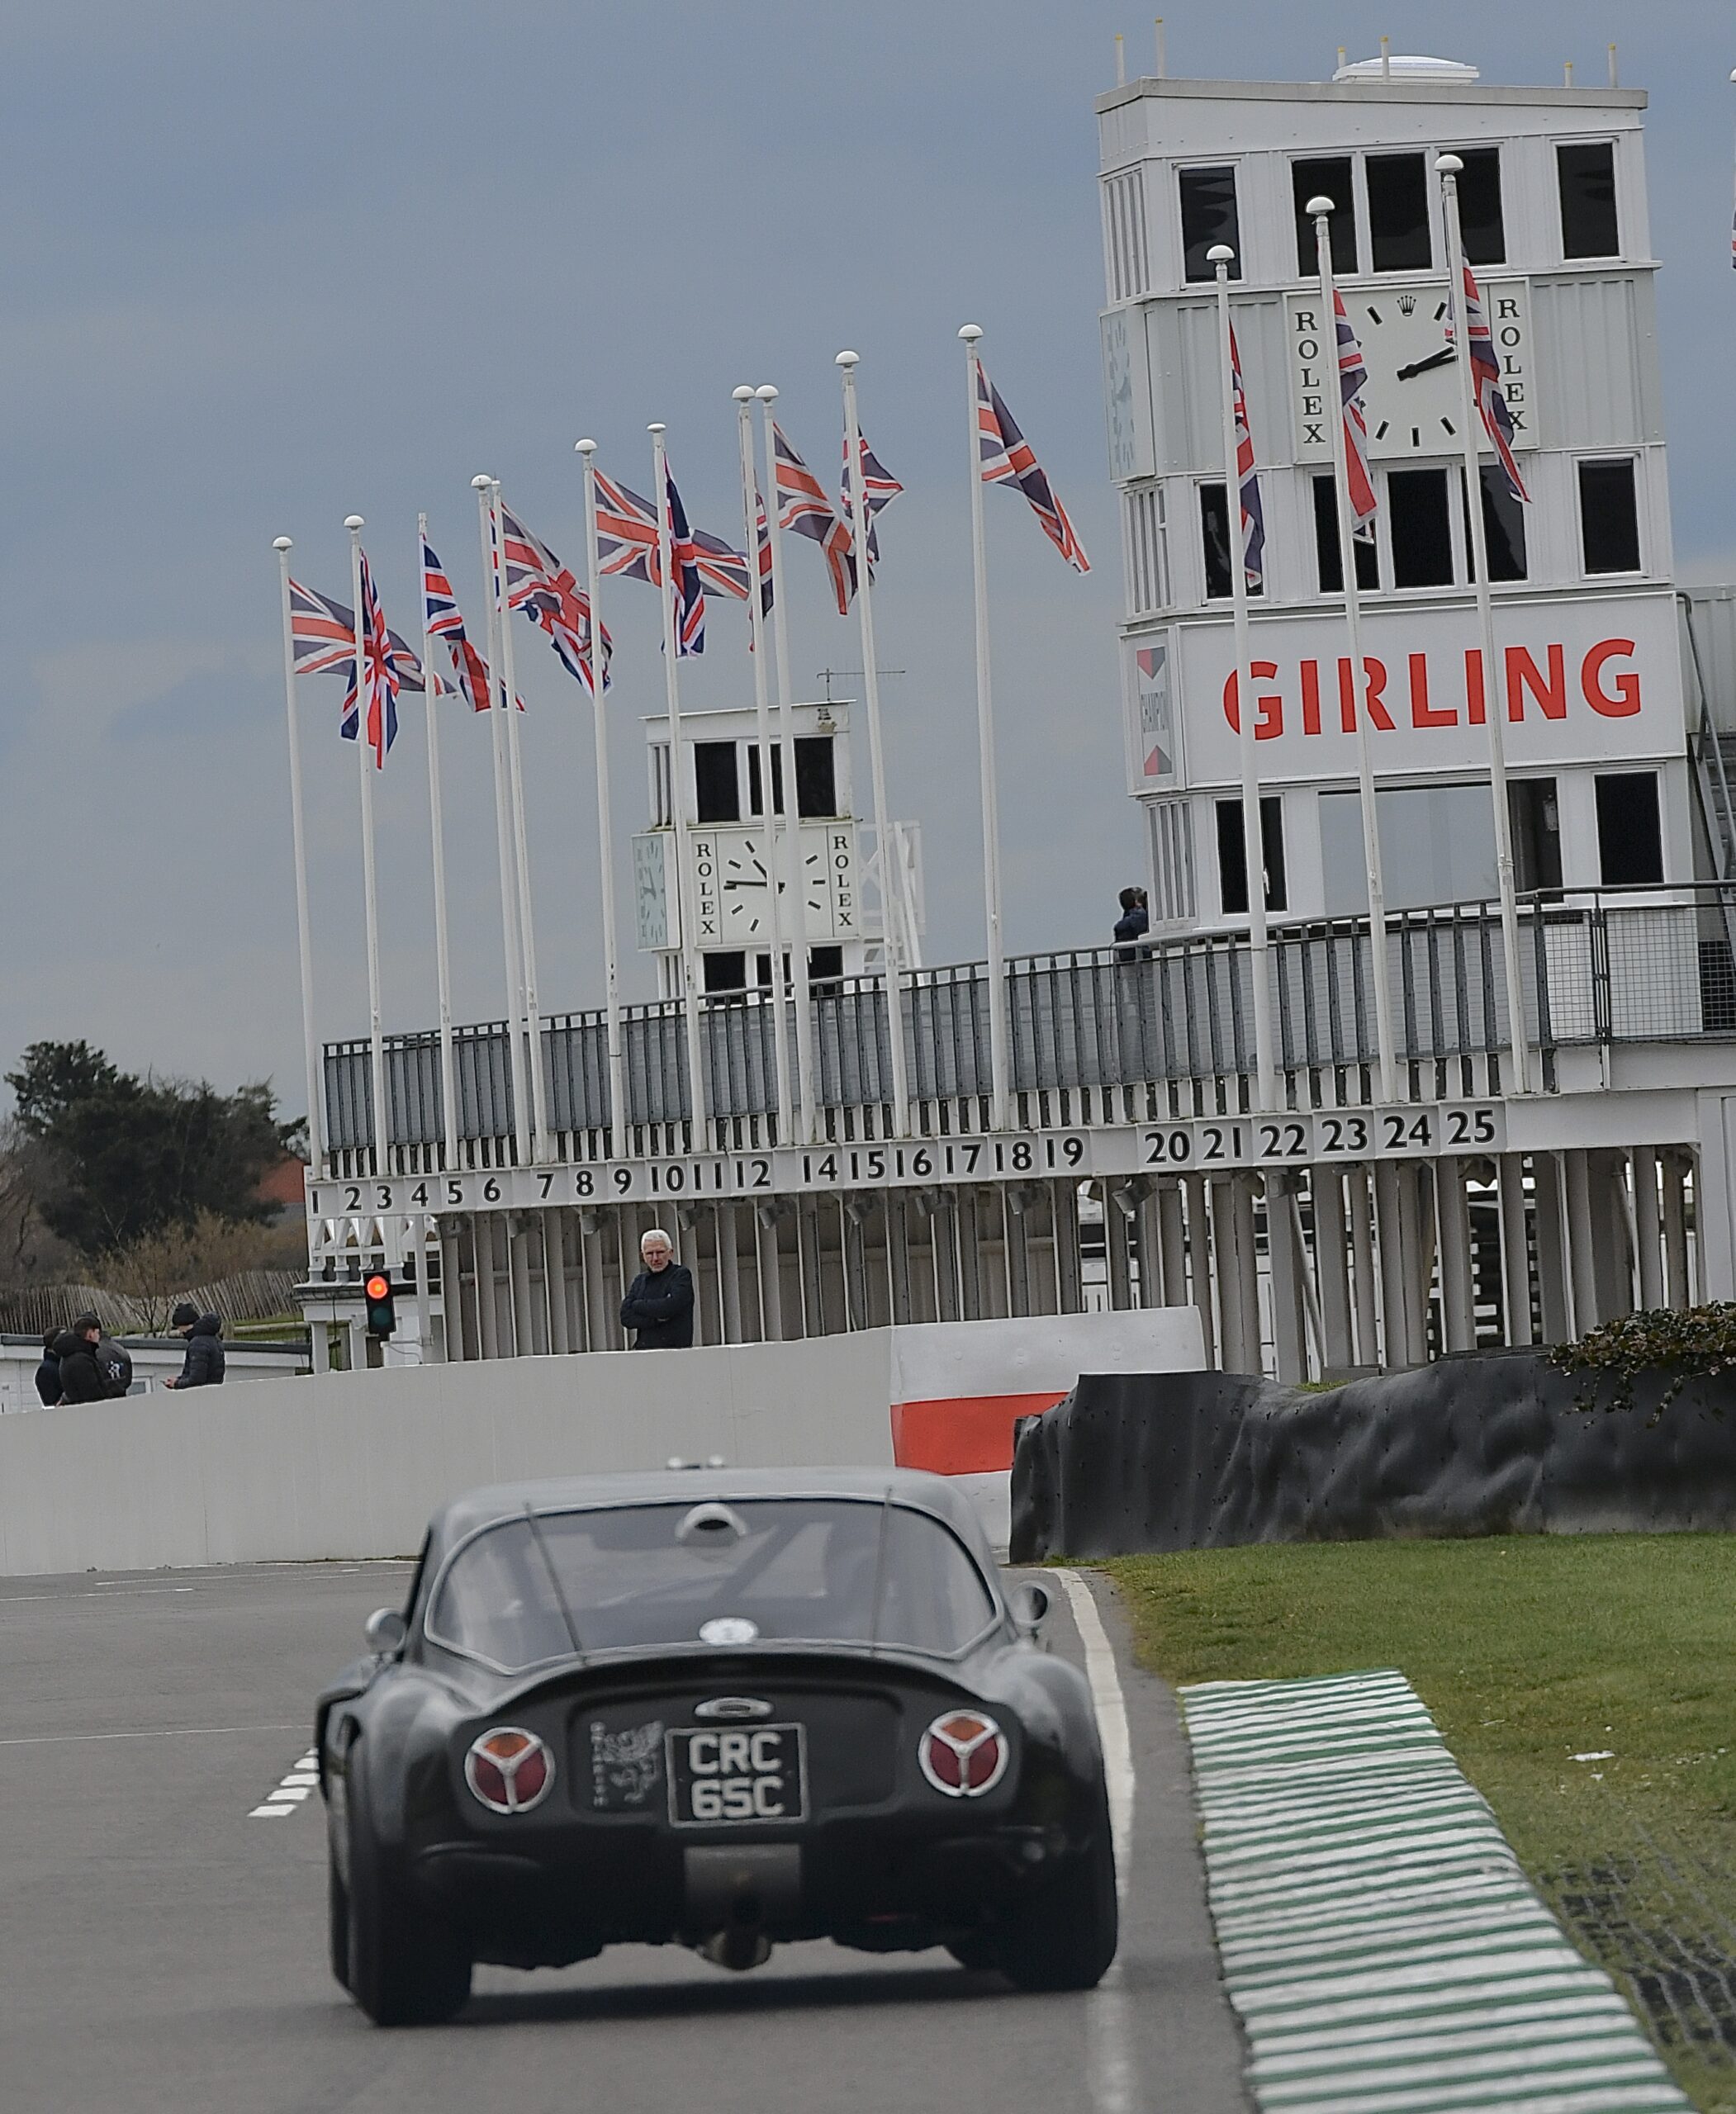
[1114,31,1126,86]
[1155,17,1166,78]
[1563,59,1575,88]
[1607,43,1618,88]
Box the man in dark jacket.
[34,1327,62,1406]
[164,1305,226,1388]
[69,1312,132,1398]
[620,1229,695,1349]
[54,1322,109,1405]
[1113,885,1150,953]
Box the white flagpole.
[490,478,551,1158]
[755,385,818,1144]
[574,439,629,1152]
[649,423,711,1145]
[1310,204,1399,1106]
[957,325,1012,1135]
[344,515,391,1177]
[1438,153,1532,1097]
[417,514,460,1169]
[837,351,912,1140]
[729,390,794,1145]
[1207,252,1276,1114]
[273,537,326,1179]
[472,473,532,1165]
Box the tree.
[93,1211,296,1333]
[4,1041,298,1255]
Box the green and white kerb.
[1179,1670,1689,2112]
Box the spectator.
[66,1311,132,1400]
[54,1320,109,1405]
[1114,884,1150,953]
[619,1229,695,1350]
[34,1327,62,1407]
[163,1303,226,1389]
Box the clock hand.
[1395,344,1456,382]
[723,878,770,889]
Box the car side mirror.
[364,1607,406,1654]
[1010,1581,1051,1637]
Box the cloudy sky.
[1,2,1730,1123]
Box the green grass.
[1106,1536,1736,2110]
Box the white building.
[1098,55,1694,929]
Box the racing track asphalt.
[0,1560,1247,2114]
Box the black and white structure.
[304,52,1736,1382]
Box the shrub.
[1549,1303,1736,1423]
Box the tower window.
[1179,166,1240,282]
[1596,773,1662,885]
[1199,483,1263,601]
[1454,146,1506,266]
[1578,459,1641,574]
[1366,152,1431,273]
[1312,475,1379,593]
[1216,797,1287,915]
[1387,468,1454,588]
[1558,141,1619,258]
[1462,464,1528,583]
[1292,158,1355,277]
[694,741,741,823]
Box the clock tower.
[1098,54,1691,933]
[633,698,923,997]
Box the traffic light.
[363,1271,396,1338]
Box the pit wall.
[0,1308,1202,1578]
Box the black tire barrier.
[1008,1353,1736,1562]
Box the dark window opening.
[1510,779,1563,894]
[694,741,740,823]
[747,742,782,816]
[1579,459,1641,574]
[808,945,845,989]
[1454,146,1506,266]
[703,951,747,995]
[794,736,837,818]
[1366,152,1431,273]
[1387,468,1454,588]
[1180,165,1240,283]
[1461,464,1527,583]
[1596,772,1662,885]
[1293,158,1355,277]
[1558,141,1618,258]
[1216,796,1287,915]
[1312,474,1380,592]
[1199,483,1263,601]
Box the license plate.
[666,1722,807,1827]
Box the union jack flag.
[292,577,439,695]
[591,471,746,606]
[841,431,902,574]
[755,485,773,619]
[342,549,400,769]
[774,424,853,614]
[975,363,1089,572]
[1451,264,1530,505]
[1333,292,1378,530]
[500,505,611,694]
[422,536,507,714]
[1229,325,1266,590]
[665,463,705,656]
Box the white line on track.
[0,1723,305,1747]
[0,1586,196,1603]
[249,1747,320,1818]
[1052,1568,1139,2114]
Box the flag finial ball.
[1206,243,1235,263]
[958,324,983,343]
[755,385,778,402]
[836,349,859,367]
[1305,195,1335,217]
[344,514,364,530]
[272,535,292,552]
[1435,152,1463,174]
[647,421,666,435]
[732,385,754,401]
[575,438,595,455]
[470,474,491,490]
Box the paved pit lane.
[0,1560,1245,2114]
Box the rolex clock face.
[714,828,832,943]
[1286,279,1531,461]
[631,831,671,951]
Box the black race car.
[318,1466,1117,2025]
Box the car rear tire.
[344,1744,472,2026]
[995,1793,1119,1993]
[328,1854,351,1992]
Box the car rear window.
[426,1499,998,1671]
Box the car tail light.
[918,1709,1009,1798]
[464,1727,553,1814]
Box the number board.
[306,1106,1504,1222]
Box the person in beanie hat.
[164,1303,225,1390]
[55,1317,109,1404]
[35,1326,62,1407]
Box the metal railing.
[320,884,1736,1165]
